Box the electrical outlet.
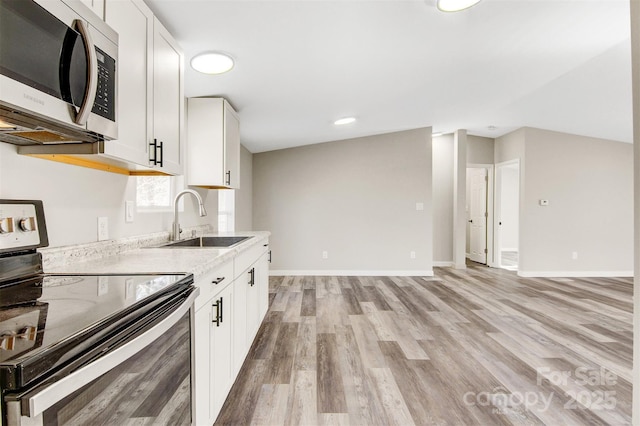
[97,276,109,296]
[97,217,109,241]
[125,201,135,223]
[410,251,416,259]
[322,251,328,259]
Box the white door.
[468,168,488,263]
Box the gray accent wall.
[496,127,633,276]
[432,134,454,264]
[253,128,433,274]
[467,135,495,165]
[235,145,253,231]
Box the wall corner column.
[631,0,639,424]
[453,129,467,269]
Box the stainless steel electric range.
[0,200,198,426]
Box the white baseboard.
[501,248,518,252]
[518,270,633,278]
[270,270,434,277]
[433,261,454,267]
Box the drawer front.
[195,261,234,310]
[234,240,268,279]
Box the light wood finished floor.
[215,265,633,426]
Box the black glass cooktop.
[0,273,193,389]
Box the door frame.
[467,163,495,267]
[494,159,520,270]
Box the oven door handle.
[16,288,198,420]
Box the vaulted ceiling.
[146,0,632,153]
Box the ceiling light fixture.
[190,52,234,74]
[437,0,481,12]
[334,117,356,126]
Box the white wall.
[0,143,217,247]
[253,128,433,274]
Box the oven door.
[0,0,117,140]
[3,288,198,426]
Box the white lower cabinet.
[209,284,234,418]
[194,238,270,425]
[257,248,271,321]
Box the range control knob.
[18,217,36,232]
[0,217,14,234]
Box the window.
[218,190,235,232]
[136,176,183,212]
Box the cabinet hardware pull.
[268,250,272,263]
[212,277,225,285]
[149,139,157,165]
[225,170,231,186]
[212,300,220,326]
[157,141,164,167]
[212,297,223,326]
[248,268,255,286]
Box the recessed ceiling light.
[487,125,497,131]
[190,52,234,74]
[437,0,481,12]
[334,117,356,126]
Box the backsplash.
[40,224,213,270]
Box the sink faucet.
[172,189,207,241]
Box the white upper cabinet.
[103,0,152,167]
[187,98,240,189]
[152,18,184,175]
[22,0,184,176]
[80,0,104,19]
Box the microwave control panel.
[91,47,116,122]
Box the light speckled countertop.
[43,231,270,281]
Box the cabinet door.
[210,284,233,420]
[187,98,225,186]
[257,249,270,321]
[153,18,184,175]
[194,305,211,426]
[80,0,104,19]
[232,271,248,376]
[103,0,152,167]
[223,101,240,189]
[245,266,260,346]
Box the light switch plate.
[125,201,134,223]
[539,199,549,206]
[416,202,424,211]
[97,216,109,241]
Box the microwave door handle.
[13,289,198,420]
[73,19,98,126]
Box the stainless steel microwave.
[0,0,118,145]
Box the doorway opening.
[495,160,520,271]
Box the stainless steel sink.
[155,236,252,248]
